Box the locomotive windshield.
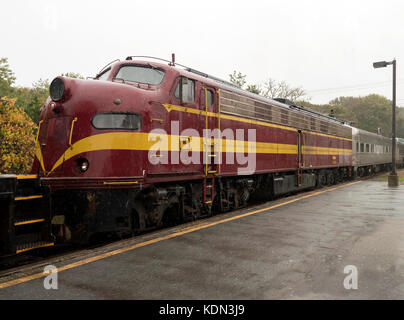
[114,65,165,85]
[96,68,111,81]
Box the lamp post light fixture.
[373,59,399,187]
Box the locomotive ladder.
[0,174,54,256]
[202,87,221,205]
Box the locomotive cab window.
[115,65,165,85]
[175,77,195,104]
[92,113,141,130]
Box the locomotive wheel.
[318,174,327,187]
[130,202,146,235]
[228,187,240,211]
[327,173,335,185]
[162,194,181,226]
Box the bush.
[0,97,37,174]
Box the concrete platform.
[1,179,404,299]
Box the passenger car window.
[360,143,364,153]
[366,144,369,153]
[115,65,165,85]
[92,113,141,130]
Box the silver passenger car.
[351,127,399,175]
[397,138,404,166]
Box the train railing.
[0,174,54,256]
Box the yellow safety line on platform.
[0,180,362,289]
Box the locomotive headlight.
[77,158,89,173]
[50,77,65,102]
[50,101,63,113]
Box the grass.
[374,169,404,182]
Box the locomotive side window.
[201,88,214,106]
[174,81,180,98]
[92,113,142,130]
[174,77,195,103]
[115,65,165,85]
[207,90,213,105]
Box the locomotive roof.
[104,57,350,127]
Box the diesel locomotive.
[1,56,403,256]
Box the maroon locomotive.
[28,56,352,244]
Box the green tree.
[297,100,358,125]
[397,108,404,138]
[13,79,50,124]
[246,84,261,95]
[261,78,307,101]
[0,97,37,174]
[61,72,84,79]
[229,71,246,88]
[0,58,16,97]
[297,94,404,138]
[229,70,307,101]
[329,94,392,134]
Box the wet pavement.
[1,179,404,299]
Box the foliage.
[0,97,37,174]
[260,78,306,101]
[0,58,16,97]
[228,68,403,138]
[12,79,50,124]
[298,94,404,138]
[229,70,307,101]
[61,72,84,79]
[246,84,261,94]
[0,59,83,124]
[297,100,359,125]
[229,71,246,88]
[0,59,85,174]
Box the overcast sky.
[2,0,404,105]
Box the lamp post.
[373,59,399,187]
